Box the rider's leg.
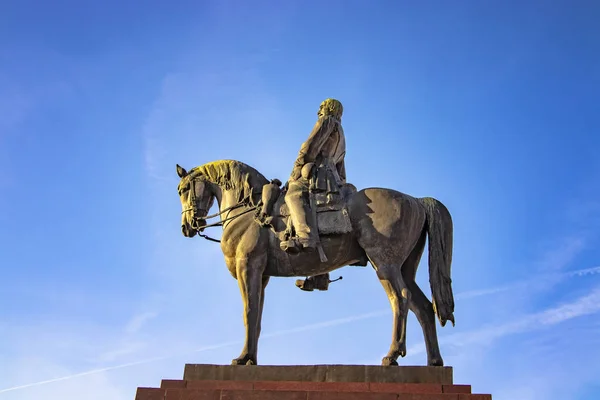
[284,180,316,249]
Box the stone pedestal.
[135,364,492,399]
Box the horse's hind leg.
[407,282,444,366]
[368,254,411,366]
[402,230,444,366]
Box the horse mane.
[190,160,269,203]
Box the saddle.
[255,179,355,239]
[256,178,367,288]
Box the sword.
[309,168,328,263]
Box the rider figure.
[283,98,346,253]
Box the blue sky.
[1,1,599,399]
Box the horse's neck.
[218,189,237,212]
[217,185,261,234]
[215,186,247,221]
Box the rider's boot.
[281,231,316,253]
[296,231,317,250]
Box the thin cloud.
[0,80,32,133]
[453,265,600,302]
[2,264,597,394]
[462,285,600,343]
[95,342,147,364]
[537,236,586,272]
[538,287,600,325]
[125,312,158,336]
[454,285,514,300]
[0,356,171,394]
[0,313,387,394]
[405,284,600,358]
[565,266,600,277]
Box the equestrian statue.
[176,98,455,367]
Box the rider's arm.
[294,116,335,167]
[336,156,346,184]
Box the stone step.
[183,364,453,384]
[136,387,491,400]
[134,365,491,400]
[160,379,472,394]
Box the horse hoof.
[428,358,444,367]
[232,356,256,365]
[381,357,398,366]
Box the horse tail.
[421,197,455,327]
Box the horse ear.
[176,164,188,178]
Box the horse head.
[176,164,215,238]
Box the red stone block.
[221,389,307,400]
[459,395,492,400]
[253,381,369,392]
[134,364,492,400]
[186,380,253,391]
[369,382,443,393]
[165,388,220,400]
[308,392,397,400]
[396,395,458,400]
[443,385,471,394]
[135,387,165,400]
[161,380,187,389]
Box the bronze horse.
[176,160,455,367]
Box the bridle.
[181,177,259,243]
[181,176,210,221]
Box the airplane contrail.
[0,313,388,394]
[0,356,173,394]
[566,265,600,277]
[1,265,598,394]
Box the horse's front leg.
[232,254,267,365]
[257,276,270,338]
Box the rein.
[188,195,260,244]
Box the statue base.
[135,364,492,399]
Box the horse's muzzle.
[181,224,198,238]
[191,218,206,232]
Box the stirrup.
[295,275,343,292]
[280,238,301,254]
[280,236,316,253]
